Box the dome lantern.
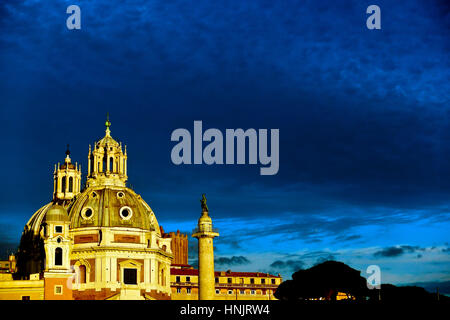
[87,114,128,188]
[53,145,82,201]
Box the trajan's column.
[192,194,219,300]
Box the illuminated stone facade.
[8,118,173,300]
[0,117,282,300]
[170,266,281,300]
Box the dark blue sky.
[0,0,449,289]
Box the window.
[61,177,66,192]
[215,277,219,283]
[176,276,180,283]
[55,248,63,266]
[68,177,73,192]
[227,277,232,284]
[109,158,113,172]
[215,289,220,294]
[119,206,133,220]
[123,268,137,285]
[21,296,30,300]
[251,290,255,295]
[250,278,255,284]
[55,226,63,234]
[78,265,86,284]
[176,288,181,293]
[228,290,233,295]
[186,276,191,282]
[54,285,63,295]
[261,278,265,284]
[271,279,276,284]
[81,207,94,220]
[240,290,245,295]
[187,288,191,294]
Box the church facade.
[0,118,281,300]
[9,118,172,300]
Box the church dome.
[67,186,160,233]
[44,204,69,223]
[25,203,53,236]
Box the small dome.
[44,204,69,223]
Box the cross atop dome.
[65,144,71,163]
[105,112,111,135]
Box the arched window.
[109,157,114,173]
[103,156,107,172]
[61,177,66,192]
[55,248,63,266]
[68,177,73,192]
[78,265,86,284]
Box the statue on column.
[200,194,208,213]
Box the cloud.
[190,259,198,269]
[270,259,305,274]
[215,256,250,267]
[373,245,425,258]
[314,254,337,265]
[266,250,341,276]
[0,0,449,288]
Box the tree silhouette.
[275,260,449,302]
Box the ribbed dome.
[25,203,53,235]
[44,204,69,222]
[67,186,160,233]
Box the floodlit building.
[0,117,281,300]
[170,266,281,300]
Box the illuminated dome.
[67,186,159,233]
[44,204,69,223]
[16,116,173,300]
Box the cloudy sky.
[0,1,449,293]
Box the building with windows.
[170,265,281,300]
[0,118,172,300]
[0,117,281,300]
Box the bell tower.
[53,146,82,201]
[87,114,128,188]
[42,204,73,300]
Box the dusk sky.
[0,1,449,293]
